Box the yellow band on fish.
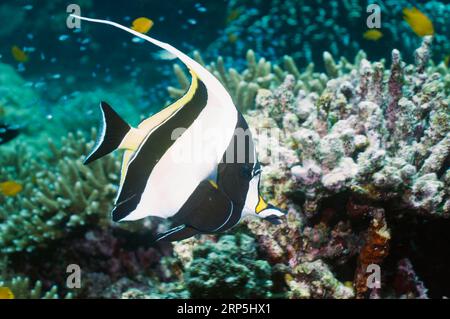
[256,195,268,214]
[209,180,218,189]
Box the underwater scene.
[0,0,449,301]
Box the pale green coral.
[0,130,120,253]
[168,49,350,112]
[0,275,72,299]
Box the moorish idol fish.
[73,14,286,242]
[0,124,20,145]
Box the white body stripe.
[71,15,240,221]
[122,92,238,220]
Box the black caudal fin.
[84,101,130,165]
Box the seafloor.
[0,0,449,299]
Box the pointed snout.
[259,204,287,224]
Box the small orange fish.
[363,29,383,41]
[0,287,14,299]
[0,181,23,197]
[11,46,29,63]
[403,7,434,37]
[131,17,154,34]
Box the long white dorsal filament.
[70,14,231,100]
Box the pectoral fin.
[172,180,234,233]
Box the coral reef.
[246,208,356,299]
[1,1,449,300]
[251,36,449,219]
[244,36,448,298]
[0,130,120,253]
[168,49,331,111]
[182,234,273,299]
[353,209,390,298]
[0,275,71,299]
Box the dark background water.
[0,0,448,135]
[1,0,228,102]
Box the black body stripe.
[170,180,233,232]
[112,80,208,221]
[215,112,255,231]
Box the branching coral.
[0,130,120,253]
[168,49,339,112]
[0,275,71,299]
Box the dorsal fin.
[137,70,198,133]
